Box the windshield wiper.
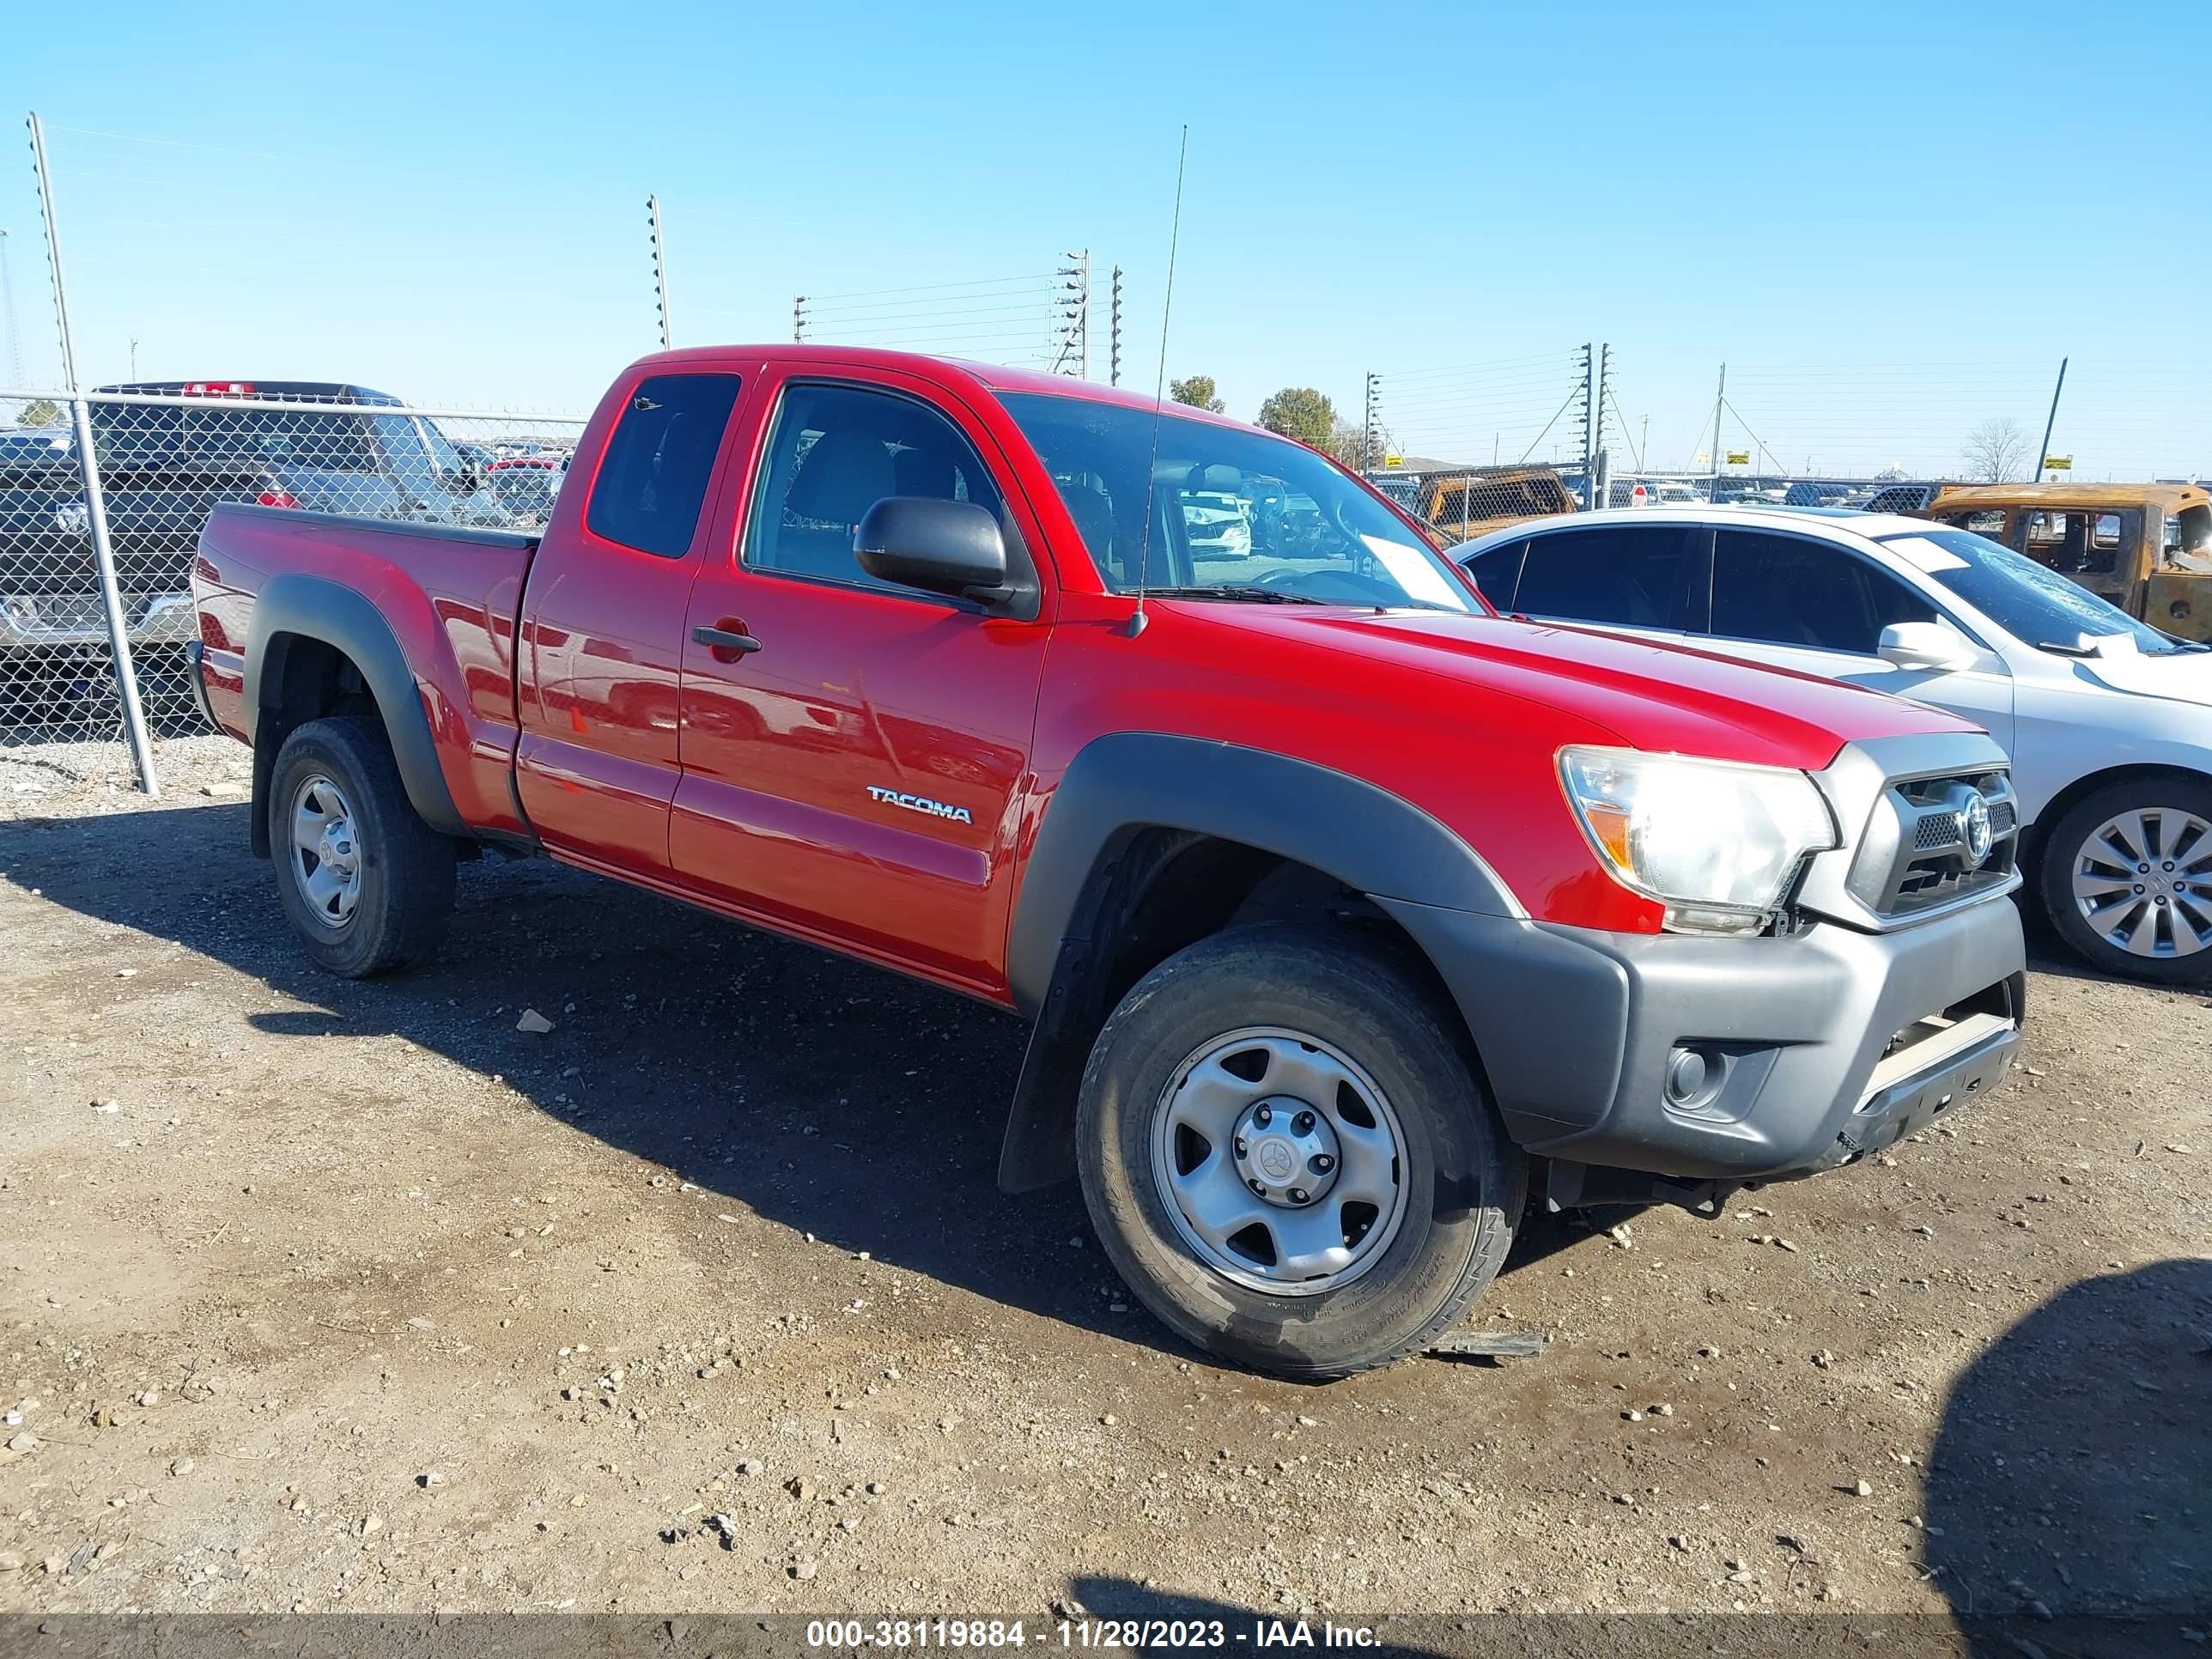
[1144,584,1329,605]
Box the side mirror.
[855,497,1020,609]
[1877,620,1976,672]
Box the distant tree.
[15,398,63,428]
[1168,374,1224,413]
[1962,416,2030,483]
[1256,386,1337,451]
[1328,416,1389,469]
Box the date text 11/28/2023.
[803,1618,1383,1649]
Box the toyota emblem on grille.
[1960,794,1994,867]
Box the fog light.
[1663,1045,1711,1106]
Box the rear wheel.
[268,715,456,976]
[1076,922,1524,1379]
[2039,776,2212,984]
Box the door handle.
[692,624,763,657]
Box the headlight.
[1558,746,1838,935]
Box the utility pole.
[1594,343,1612,507]
[1577,343,1595,509]
[1709,362,1727,490]
[646,195,672,349]
[1109,265,1123,386]
[793,297,806,343]
[2033,357,2068,483]
[1363,372,1380,471]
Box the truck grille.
[1847,769,2021,920]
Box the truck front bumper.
[1378,893,2026,1188]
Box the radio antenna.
[1127,124,1188,640]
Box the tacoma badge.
[866,786,972,825]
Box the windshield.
[995,392,1473,611]
[1877,527,2206,657]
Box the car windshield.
[1876,526,2207,657]
[995,392,1473,611]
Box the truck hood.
[1212,606,1981,772]
[2071,646,2212,707]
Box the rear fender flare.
[998,733,1522,1189]
[246,573,466,846]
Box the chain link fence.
[1358,349,1597,544]
[1,384,583,764]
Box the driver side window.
[745,381,1006,592]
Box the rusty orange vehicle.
[1923,483,2212,642]
[1419,465,1579,545]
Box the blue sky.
[5,0,2207,477]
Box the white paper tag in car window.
[1360,534,1462,607]
[1882,535,1970,573]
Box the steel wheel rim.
[289,773,362,929]
[1150,1025,1409,1297]
[2069,806,2212,959]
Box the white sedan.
[1455,504,2212,982]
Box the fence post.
[28,112,158,795]
[2033,358,2067,484]
[1708,362,1727,500]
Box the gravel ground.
[1,734,2208,1646]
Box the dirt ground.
[1,735,2208,1647]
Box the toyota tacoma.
[189,346,2028,1377]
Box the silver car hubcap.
[289,774,362,928]
[1151,1027,1408,1297]
[2070,807,2212,959]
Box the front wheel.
[1076,922,1524,1379]
[2039,777,2212,984]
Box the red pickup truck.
[189,347,2027,1377]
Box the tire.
[2038,775,2212,985]
[267,715,457,977]
[1075,921,1525,1379]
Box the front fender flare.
[997,733,1522,1189]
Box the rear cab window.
[586,374,744,558]
[2019,508,2137,576]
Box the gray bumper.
[1380,894,2026,1183]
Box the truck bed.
[192,503,538,836]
